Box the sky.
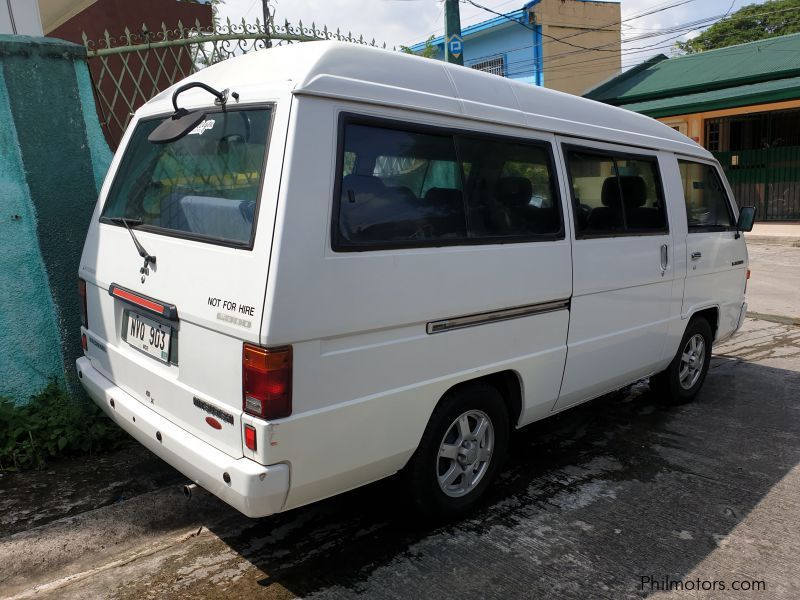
[216,0,773,71]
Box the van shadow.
[204,356,800,598]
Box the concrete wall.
[463,22,539,86]
[0,35,111,402]
[532,0,621,96]
[425,21,540,85]
[658,99,800,148]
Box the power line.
[403,0,697,54]
[460,0,618,52]
[409,0,700,61]
[462,0,793,74]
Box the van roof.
[143,41,710,158]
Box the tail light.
[243,344,292,420]
[745,268,751,293]
[78,279,88,328]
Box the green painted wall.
[0,35,112,403]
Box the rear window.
[101,107,272,247]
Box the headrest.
[619,176,647,208]
[601,176,647,208]
[600,177,621,208]
[497,177,533,207]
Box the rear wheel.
[651,317,713,404]
[405,382,509,519]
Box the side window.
[334,119,564,250]
[567,152,623,234]
[567,149,667,236]
[336,123,465,247]
[678,160,734,230]
[615,158,667,231]
[457,136,561,237]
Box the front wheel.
[405,383,509,519]
[651,317,713,404]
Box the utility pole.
[261,0,274,48]
[444,0,464,66]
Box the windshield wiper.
[109,217,156,266]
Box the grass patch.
[0,382,127,473]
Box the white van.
[76,42,755,518]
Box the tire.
[404,382,509,520]
[651,317,713,404]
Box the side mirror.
[737,206,756,233]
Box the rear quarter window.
[333,117,563,251]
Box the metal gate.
[715,146,800,221]
[82,19,386,149]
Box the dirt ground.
[2,317,799,600]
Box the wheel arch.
[689,306,719,341]
[437,370,524,430]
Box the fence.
[715,146,800,221]
[82,18,389,149]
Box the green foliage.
[676,0,800,53]
[0,383,127,473]
[401,35,439,59]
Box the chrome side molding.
[427,299,570,334]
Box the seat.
[341,175,445,242]
[495,176,557,234]
[589,177,625,231]
[423,188,467,237]
[618,176,662,229]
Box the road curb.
[745,235,800,247]
[746,312,800,327]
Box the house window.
[705,119,721,152]
[470,56,505,77]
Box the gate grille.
[715,146,800,221]
[83,19,387,149]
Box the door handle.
[660,244,669,272]
[691,251,702,261]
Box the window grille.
[470,56,505,77]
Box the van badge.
[193,397,234,425]
[216,312,252,329]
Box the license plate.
[125,311,171,363]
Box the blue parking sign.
[447,34,463,58]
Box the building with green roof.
[585,33,800,220]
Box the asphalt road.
[2,317,799,600]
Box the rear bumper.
[76,357,290,518]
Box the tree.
[676,0,800,53]
[400,35,439,59]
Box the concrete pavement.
[2,317,799,600]
[745,244,800,323]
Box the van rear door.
[80,104,279,458]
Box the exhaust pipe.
[182,483,199,500]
